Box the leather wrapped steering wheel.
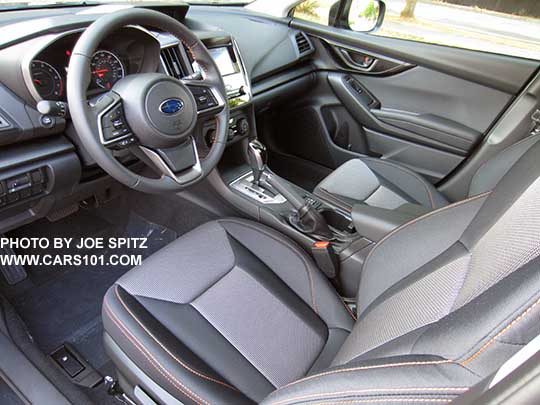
[67,8,229,193]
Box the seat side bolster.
[357,192,490,314]
[362,157,449,210]
[469,134,540,197]
[260,355,477,405]
[102,286,253,405]
[218,218,356,331]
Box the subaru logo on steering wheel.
[159,98,184,115]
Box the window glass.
[292,0,335,26]
[375,0,540,60]
[292,0,540,60]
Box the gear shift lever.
[246,140,333,240]
[247,140,267,186]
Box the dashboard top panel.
[0,3,190,50]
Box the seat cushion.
[314,158,448,212]
[102,219,354,404]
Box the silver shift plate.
[230,172,286,205]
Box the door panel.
[282,20,540,185]
[297,21,538,93]
[353,66,511,134]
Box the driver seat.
[103,138,540,404]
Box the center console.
[214,138,367,293]
[196,33,366,296]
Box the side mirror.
[347,0,386,32]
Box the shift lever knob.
[247,140,268,185]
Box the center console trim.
[229,172,286,205]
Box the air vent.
[294,32,313,55]
[160,45,186,79]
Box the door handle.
[338,48,377,71]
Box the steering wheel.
[67,9,229,193]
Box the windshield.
[0,0,253,11]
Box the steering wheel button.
[112,119,124,128]
[68,9,228,192]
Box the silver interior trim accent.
[180,82,227,116]
[230,38,252,108]
[96,95,132,146]
[323,38,413,75]
[160,37,252,111]
[139,138,202,185]
[230,172,287,205]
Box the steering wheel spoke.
[183,80,227,117]
[67,8,228,193]
[90,91,138,149]
[138,137,203,185]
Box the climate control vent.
[160,45,186,79]
[294,32,314,56]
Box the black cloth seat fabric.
[104,135,540,404]
[314,134,540,212]
[103,219,355,404]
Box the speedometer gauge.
[90,50,125,89]
[30,60,63,100]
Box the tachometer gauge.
[30,60,63,100]
[90,50,125,90]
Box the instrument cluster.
[30,49,126,101]
[27,28,152,102]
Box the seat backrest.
[468,133,540,197]
[265,133,540,405]
[335,135,540,369]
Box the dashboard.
[0,3,315,233]
[26,26,161,102]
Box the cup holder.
[320,209,355,234]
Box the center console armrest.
[351,203,430,242]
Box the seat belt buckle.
[311,241,339,279]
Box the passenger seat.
[314,134,540,214]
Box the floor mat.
[4,208,177,368]
[0,192,217,403]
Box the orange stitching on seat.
[219,219,319,314]
[361,191,491,289]
[461,296,540,365]
[308,399,453,404]
[114,286,239,391]
[270,387,468,405]
[274,360,453,392]
[104,303,208,405]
